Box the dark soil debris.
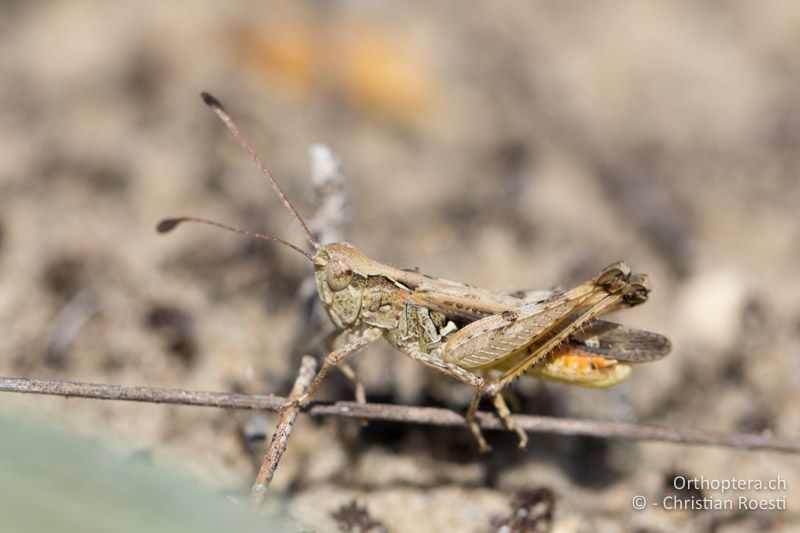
[491,488,555,533]
[41,253,86,299]
[331,500,387,533]
[144,304,197,365]
[662,470,705,511]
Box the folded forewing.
[441,280,607,369]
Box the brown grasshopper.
[158,93,670,452]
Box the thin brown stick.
[250,356,317,503]
[1,376,799,454]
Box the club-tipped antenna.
[157,216,321,264]
[200,92,319,249]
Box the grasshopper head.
[312,242,370,328]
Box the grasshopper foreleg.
[284,327,383,409]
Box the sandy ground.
[1,2,800,531]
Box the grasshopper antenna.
[200,92,320,249]
[157,216,324,265]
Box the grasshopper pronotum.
[158,93,671,452]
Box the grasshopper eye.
[326,257,354,291]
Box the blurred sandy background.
[1,1,799,531]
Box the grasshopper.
[158,93,670,452]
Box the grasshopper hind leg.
[492,392,528,448]
[466,390,529,452]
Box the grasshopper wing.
[568,322,671,363]
[440,263,649,373]
[438,263,624,370]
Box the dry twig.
[308,143,349,245]
[249,356,317,503]
[1,376,799,454]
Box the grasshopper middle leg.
[328,330,368,404]
[337,362,366,404]
[404,345,528,451]
[466,391,491,452]
[493,392,528,448]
